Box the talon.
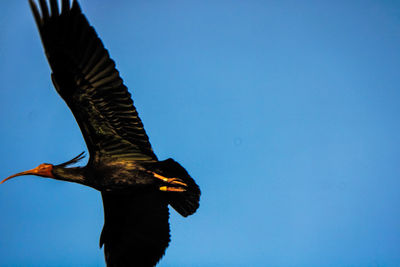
[159,186,186,192]
[152,172,187,187]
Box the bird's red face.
[0,163,54,184]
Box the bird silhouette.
[1,0,200,266]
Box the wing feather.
[30,0,157,162]
[100,191,170,267]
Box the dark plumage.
[2,0,200,266]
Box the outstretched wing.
[29,0,157,162]
[100,190,170,267]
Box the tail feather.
[153,158,200,217]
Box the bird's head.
[1,163,54,184]
[1,152,86,185]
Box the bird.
[1,0,200,266]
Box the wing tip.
[71,0,82,14]
[30,0,82,17]
[38,0,50,20]
[49,0,59,17]
[29,0,43,29]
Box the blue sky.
[1,0,400,266]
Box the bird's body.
[54,159,155,190]
[2,0,200,266]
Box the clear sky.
[1,0,400,266]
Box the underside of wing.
[29,0,157,162]
[100,190,170,267]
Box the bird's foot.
[159,186,186,192]
[151,172,187,192]
[152,172,187,187]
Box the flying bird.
[1,0,200,266]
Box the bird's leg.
[150,172,187,192]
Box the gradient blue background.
[1,0,400,266]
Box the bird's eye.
[38,164,48,170]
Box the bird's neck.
[52,166,87,185]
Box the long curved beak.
[1,164,54,184]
